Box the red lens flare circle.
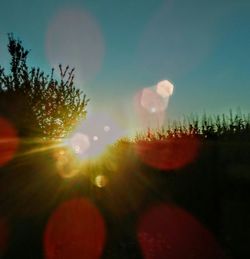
[137,204,227,259]
[134,90,166,129]
[135,137,200,170]
[44,198,106,259]
[0,117,19,167]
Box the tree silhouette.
[0,34,89,139]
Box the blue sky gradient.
[0,0,249,129]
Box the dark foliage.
[0,34,89,138]
[135,110,250,142]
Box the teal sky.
[0,0,250,130]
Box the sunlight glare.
[65,112,124,159]
[69,133,90,156]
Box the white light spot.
[156,80,174,98]
[150,107,157,113]
[104,125,110,132]
[93,136,99,141]
[74,145,81,154]
[69,133,90,155]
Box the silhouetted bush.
[0,34,89,138]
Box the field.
[0,111,249,258]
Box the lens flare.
[94,175,108,188]
[97,149,147,217]
[135,137,200,171]
[68,133,90,156]
[134,80,174,130]
[53,148,80,178]
[93,136,99,141]
[44,198,106,259]
[104,125,110,132]
[65,112,124,159]
[156,80,174,98]
[134,89,165,129]
[140,87,166,113]
[137,204,226,259]
[46,8,105,84]
[0,117,19,167]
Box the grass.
[1,110,250,258]
[133,110,250,142]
